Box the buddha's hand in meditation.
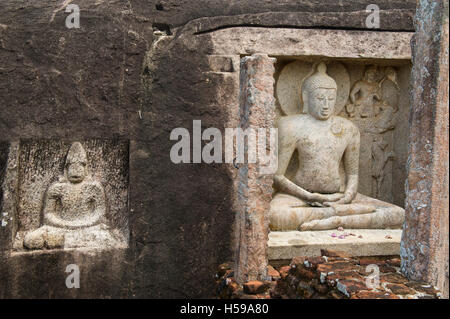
[309,192,344,203]
[323,193,354,206]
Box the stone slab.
[268,229,402,260]
[209,28,413,60]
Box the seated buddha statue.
[270,62,405,231]
[23,142,121,249]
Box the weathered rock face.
[0,0,416,298]
[401,0,449,299]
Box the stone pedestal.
[268,229,402,261]
[401,0,449,298]
[234,54,277,283]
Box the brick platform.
[215,250,442,299]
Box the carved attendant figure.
[270,62,405,231]
[347,66,381,118]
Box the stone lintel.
[210,28,413,61]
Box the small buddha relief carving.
[20,142,126,250]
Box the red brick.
[380,273,408,284]
[336,280,368,297]
[326,256,349,262]
[355,265,371,276]
[268,265,280,280]
[327,271,364,286]
[293,256,325,269]
[268,281,277,290]
[418,295,437,299]
[328,290,347,299]
[358,257,386,266]
[278,266,290,279]
[321,249,351,258]
[290,256,307,267]
[218,262,232,277]
[386,283,416,295]
[386,258,401,267]
[291,256,325,269]
[311,279,330,294]
[273,280,288,295]
[295,266,318,280]
[317,261,356,274]
[307,256,326,267]
[228,282,239,292]
[379,264,397,273]
[243,281,270,294]
[405,282,439,295]
[351,290,400,299]
[297,281,315,299]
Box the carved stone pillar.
[234,54,276,283]
[401,0,449,298]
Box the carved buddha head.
[65,142,88,184]
[301,62,337,121]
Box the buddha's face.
[308,87,336,120]
[67,161,87,183]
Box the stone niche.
[274,58,411,207]
[7,139,129,252]
[202,27,413,268]
[268,58,411,259]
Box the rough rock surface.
[1,0,416,298]
[401,0,449,298]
